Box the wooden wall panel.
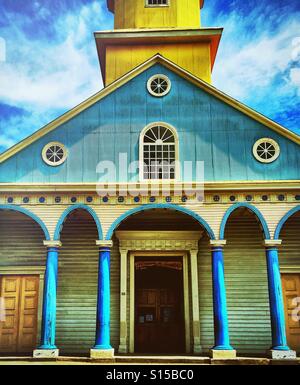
[223,212,272,354]
[56,210,120,354]
[279,212,300,268]
[0,211,45,266]
[198,212,272,355]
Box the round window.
[147,74,171,97]
[42,142,67,166]
[253,138,280,163]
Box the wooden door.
[281,274,300,352]
[135,288,184,353]
[0,275,39,353]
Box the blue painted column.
[210,241,234,353]
[38,241,61,351]
[264,240,290,351]
[92,240,113,354]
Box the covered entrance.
[135,257,184,354]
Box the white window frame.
[145,0,170,8]
[252,138,280,164]
[42,142,68,166]
[139,122,180,182]
[147,74,172,97]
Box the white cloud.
[0,1,110,111]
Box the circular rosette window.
[42,142,67,166]
[253,138,280,163]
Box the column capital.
[264,239,282,248]
[96,240,113,248]
[43,240,62,248]
[210,240,227,248]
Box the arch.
[0,204,50,240]
[54,204,103,240]
[139,122,180,181]
[219,203,270,240]
[105,204,216,240]
[274,205,300,239]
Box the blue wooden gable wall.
[0,63,299,183]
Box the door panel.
[18,276,39,353]
[0,275,39,353]
[281,273,300,352]
[135,288,183,353]
[0,277,20,352]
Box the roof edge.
[0,53,299,164]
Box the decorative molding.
[280,266,300,273]
[0,266,46,275]
[96,240,113,248]
[116,231,203,251]
[264,239,283,247]
[210,240,227,247]
[43,240,62,248]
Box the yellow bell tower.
[95,0,222,85]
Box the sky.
[0,0,299,154]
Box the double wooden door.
[281,273,300,352]
[0,275,39,353]
[135,288,184,353]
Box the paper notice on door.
[0,297,5,321]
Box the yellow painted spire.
[96,0,222,86]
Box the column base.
[210,349,237,359]
[33,349,59,358]
[269,349,297,359]
[118,345,128,354]
[90,348,115,359]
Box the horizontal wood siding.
[56,210,120,354]
[0,211,45,267]
[279,212,300,268]
[224,212,272,354]
[198,234,214,351]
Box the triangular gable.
[0,54,299,164]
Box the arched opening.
[223,207,271,355]
[110,207,214,354]
[278,210,300,353]
[0,209,46,354]
[56,209,100,355]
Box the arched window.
[140,123,179,181]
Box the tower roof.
[107,0,205,13]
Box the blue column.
[39,244,60,349]
[94,243,112,350]
[265,245,290,351]
[211,244,233,351]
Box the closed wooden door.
[135,288,184,353]
[0,275,39,353]
[281,274,300,352]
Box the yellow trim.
[0,180,300,192]
[0,54,299,164]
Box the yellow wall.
[113,0,201,30]
[105,42,211,85]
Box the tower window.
[146,0,169,7]
[147,74,171,97]
[140,123,179,181]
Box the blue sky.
[0,0,299,154]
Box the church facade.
[0,0,299,360]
